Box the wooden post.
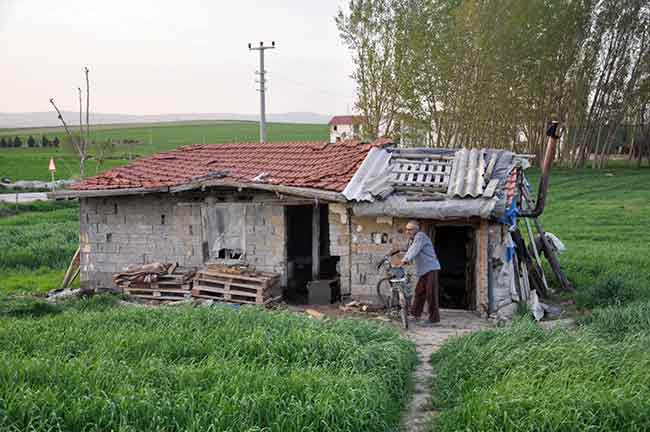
[475,221,489,312]
[532,218,573,292]
[312,203,320,280]
[61,246,81,289]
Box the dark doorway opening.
[433,226,475,310]
[285,204,335,303]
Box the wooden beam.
[173,180,348,203]
[312,203,320,280]
[48,187,169,199]
[475,220,489,312]
[51,181,347,203]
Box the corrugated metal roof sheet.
[448,148,487,198]
[342,147,392,201]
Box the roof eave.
[48,181,347,203]
[172,179,347,203]
[48,186,170,199]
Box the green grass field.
[427,166,650,431]
[0,304,416,432]
[530,167,650,303]
[0,121,328,181]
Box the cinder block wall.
[245,204,286,276]
[329,206,414,302]
[80,194,286,290]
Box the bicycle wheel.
[397,289,409,329]
[376,277,393,309]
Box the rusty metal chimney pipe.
[520,121,562,218]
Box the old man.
[399,220,441,325]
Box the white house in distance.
[329,115,366,143]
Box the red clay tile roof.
[328,115,366,126]
[72,139,389,192]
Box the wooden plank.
[61,246,80,289]
[197,270,279,285]
[392,158,451,165]
[124,287,191,295]
[192,283,265,298]
[194,274,276,290]
[194,284,267,297]
[192,288,267,305]
[192,293,278,305]
[128,295,190,301]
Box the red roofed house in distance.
[329,115,366,143]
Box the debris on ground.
[46,288,81,301]
[305,308,325,320]
[339,299,384,313]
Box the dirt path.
[403,309,492,431]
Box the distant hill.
[0,111,331,129]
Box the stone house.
[53,139,529,316]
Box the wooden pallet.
[192,269,280,305]
[390,158,452,191]
[124,286,192,301]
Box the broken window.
[201,203,247,263]
[217,248,243,259]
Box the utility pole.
[248,41,275,143]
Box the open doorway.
[285,204,334,303]
[432,226,475,310]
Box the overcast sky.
[0,0,356,115]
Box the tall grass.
[0,206,78,270]
[0,202,79,294]
[428,319,650,432]
[579,301,650,338]
[0,306,417,432]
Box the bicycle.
[375,253,412,329]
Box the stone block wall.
[329,205,415,302]
[244,204,286,277]
[79,194,286,290]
